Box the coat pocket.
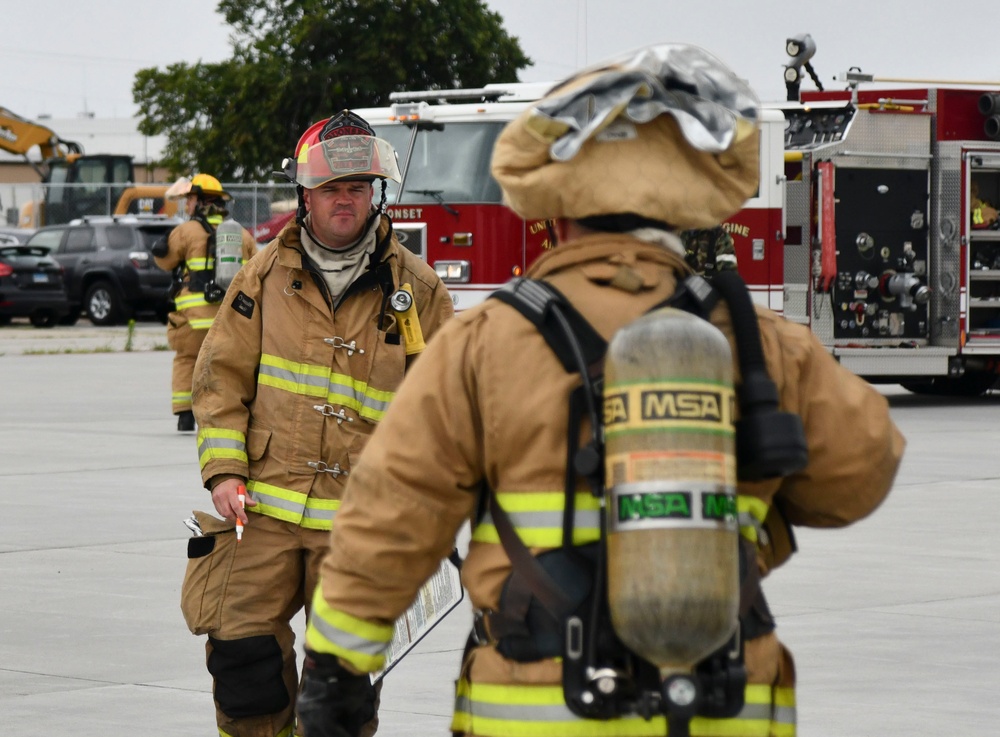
[180,510,238,635]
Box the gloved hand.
[297,650,376,737]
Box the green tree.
[133,0,530,181]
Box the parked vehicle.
[0,227,36,245]
[0,243,70,328]
[24,214,180,326]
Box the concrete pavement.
[0,334,997,735]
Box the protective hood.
[491,43,761,229]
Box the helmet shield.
[295,135,401,189]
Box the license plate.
[32,272,49,283]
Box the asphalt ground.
[1,325,998,736]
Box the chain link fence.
[1,181,299,242]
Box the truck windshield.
[374,122,505,206]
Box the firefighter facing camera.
[152,173,257,432]
[183,110,454,737]
[298,43,904,737]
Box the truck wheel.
[30,310,58,328]
[85,280,123,326]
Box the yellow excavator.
[0,105,175,226]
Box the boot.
[177,410,195,432]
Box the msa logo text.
[641,389,724,421]
[604,388,725,426]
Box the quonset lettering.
[387,207,424,220]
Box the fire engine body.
[358,74,1000,394]
[355,84,552,311]
[780,78,1000,394]
[355,86,786,312]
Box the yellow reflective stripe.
[471,491,602,547]
[773,686,796,734]
[306,585,393,673]
[176,293,211,310]
[245,480,341,530]
[258,353,396,422]
[187,258,212,270]
[221,726,292,737]
[189,317,214,330]
[301,496,341,531]
[328,371,393,422]
[451,680,793,737]
[737,495,769,544]
[197,428,247,467]
[172,390,192,403]
[246,479,308,525]
[258,354,330,398]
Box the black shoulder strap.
[492,279,607,372]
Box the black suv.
[25,215,181,325]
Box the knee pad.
[208,634,290,718]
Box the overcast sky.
[0,1,994,121]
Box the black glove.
[297,650,376,737]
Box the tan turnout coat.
[312,232,905,735]
[192,218,454,526]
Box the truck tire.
[85,280,124,326]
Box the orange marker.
[236,485,246,543]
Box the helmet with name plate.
[282,110,400,189]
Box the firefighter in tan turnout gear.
[153,173,257,432]
[298,46,904,737]
[183,111,453,737]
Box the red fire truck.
[354,61,1000,396]
[355,87,786,312]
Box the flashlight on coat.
[390,283,426,355]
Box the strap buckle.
[471,609,496,646]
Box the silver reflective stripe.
[310,615,386,659]
[328,376,391,416]
[774,703,796,725]
[259,362,328,392]
[480,508,599,533]
[250,489,305,516]
[198,434,245,457]
[454,695,572,723]
[302,506,336,525]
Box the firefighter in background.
[184,111,453,737]
[681,225,737,275]
[153,173,257,432]
[971,179,999,229]
[296,45,904,737]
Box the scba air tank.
[214,219,246,290]
[603,307,739,687]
